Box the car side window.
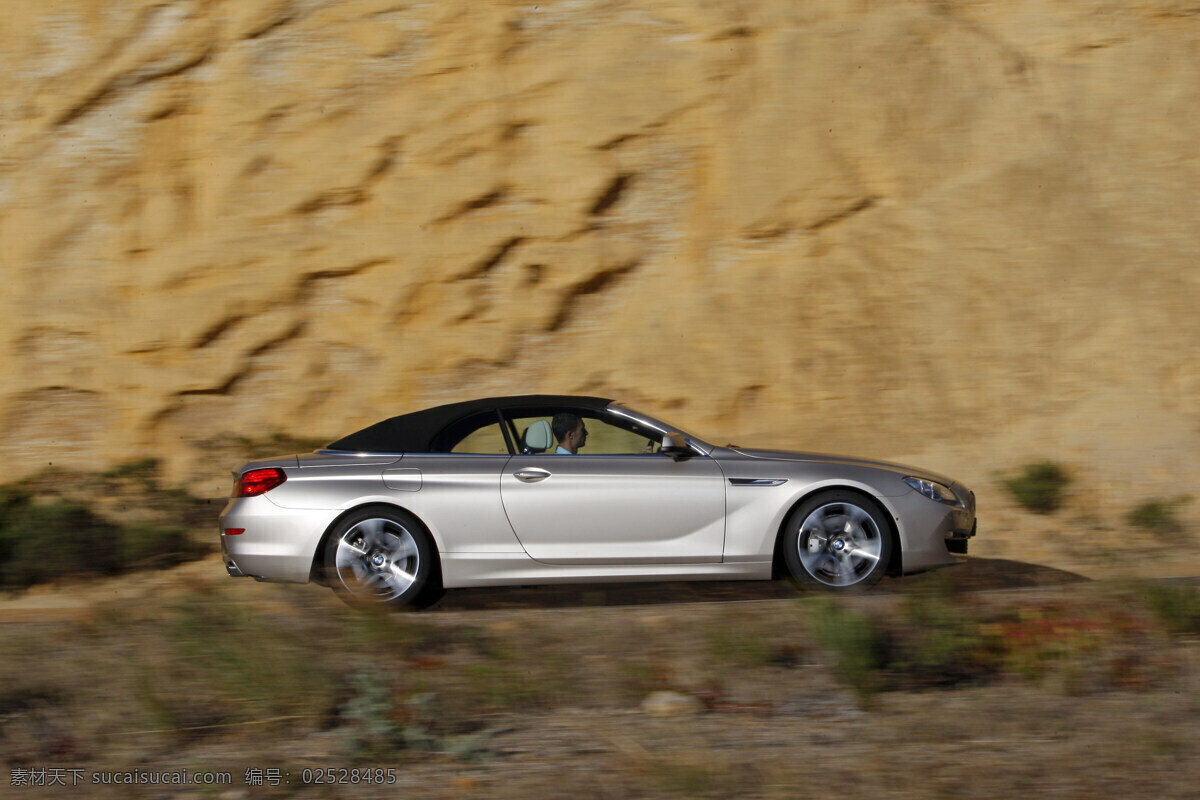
[508,413,660,455]
[430,410,512,454]
[586,419,659,455]
[449,422,510,454]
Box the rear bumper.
[219,496,339,583]
[224,555,247,577]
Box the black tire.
[324,507,438,610]
[782,490,893,591]
[408,575,446,610]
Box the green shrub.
[0,500,122,590]
[1138,582,1200,637]
[0,485,33,519]
[808,599,891,701]
[342,669,404,755]
[894,591,996,686]
[1127,496,1191,537]
[0,494,208,592]
[1003,461,1071,514]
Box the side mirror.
[660,433,691,460]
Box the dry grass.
[1,570,1198,798]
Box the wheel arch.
[771,485,903,578]
[309,501,442,585]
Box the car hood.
[725,447,954,483]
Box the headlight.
[903,476,960,506]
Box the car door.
[499,412,727,565]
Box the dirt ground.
[2,553,1198,799]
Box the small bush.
[1127,496,1191,538]
[988,605,1112,682]
[0,485,33,518]
[1138,583,1200,637]
[893,592,996,686]
[0,492,208,592]
[342,669,404,755]
[808,599,891,701]
[1003,461,1071,514]
[0,500,123,590]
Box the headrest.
[523,419,554,451]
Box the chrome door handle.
[513,468,551,483]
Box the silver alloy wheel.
[796,501,884,587]
[333,517,421,601]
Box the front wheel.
[324,508,440,609]
[782,491,893,591]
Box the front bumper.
[946,517,977,554]
[888,484,977,573]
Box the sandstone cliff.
[1,1,1198,564]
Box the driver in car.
[552,413,588,454]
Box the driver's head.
[552,412,587,452]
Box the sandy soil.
[2,548,1197,800]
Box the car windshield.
[606,404,715,453]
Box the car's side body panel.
[722,477,902,564]
[266,461,400,511]
[438,552,772,587]
[499,453,727,565]
[715,449,917,562]
[378,455,524,554]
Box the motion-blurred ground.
[3,554,1200,799]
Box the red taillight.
[223,528,245,536]
[234,468,287,497]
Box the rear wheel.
[324,508,440,609]
[782,491,892,591]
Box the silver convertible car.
[219,395,976,608]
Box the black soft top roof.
[326,395,613,453]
